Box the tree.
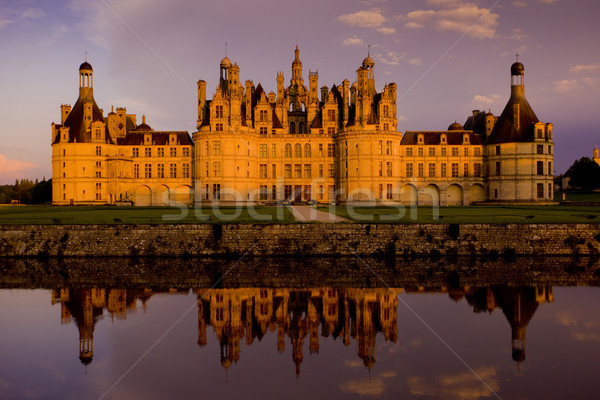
[566,157,600,190]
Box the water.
[0,257,599,400]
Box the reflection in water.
[52,285,553,373]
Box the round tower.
[79,60,93,100]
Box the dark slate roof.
[401,131,483,145]
[79,61,93,71]
[271,108,283,129]
[310,109,323,129]
[463,111,488,136]
[53,95,113,144]
[200,100,212,127]
[117,131,192,146]
[487,89,539,144]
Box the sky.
[0,0,599,184]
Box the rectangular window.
[451,147,458,157]
[285,164,292,178]
[294,164,302,178]
[215,123,223,131]
[285,144,292,158]
[464,163,469,177]
[260,144,267,158]
[204,162,209,177]
[284,185,292,200]
[319,144,323,157]
[260,164,267,178]
[213,161,220,177]
[428,163,436,178]
[474,147,481,156]
[145,147,152,157]
[213,184,221,200]
[327,144,334,157]
[319,164,324,177]
[327,109,335,122]
[406,163,413,178]
[328,164,334,178]
[464,147,469,157]
[259,185,268,200]
[260,127,267,135]
[474,163,481,177]
[418,147,424,157]
[170,163,177,178]
[157,163,165,178]
[144,163,152,178]
[495,161,501,175]
[134,164,140,178]
[378,161,383,177]
[418,163,424,178]
[441,163,447,177]
[386,162,392,177]
[451,163,459,178]
[495,146,501,155]
[294,144,302,158]
[157,147,164,158]
[183,147,190,157]
[95,193,101,200]
[259,110,268,122]
[429,147,435,157]
[96,183,101,190]
[212,142,220,156]
[548,145,552,154]
[537,128,543,139]
[95,171,101,178]
[304,164,311,178]
[272,144,277,157]
[96,146,101,156]
[386,183,393,200]
[537,183,544,199]
[387,141,393,155]
[318,185,324,200]
[215,105,223,118]
[133,148,139,157]
[548,161,552,175]
[406,147,413,157]
[183,163,190,178]
[441,147,447,157]
[537,161,544,175]
[548,183,553,199]
[272,164,276,178]
[170,147,177,157]
[327,127,335,135]
[304,144,311,157]
[537,145,544,154]
[378,140,383,155]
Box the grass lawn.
[318,205,600,224]
[0,205,296,225]
[555,190,600,202]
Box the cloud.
[472,94,501,108]
[581,77,600,86]
[377,27,396,35]
[403,3,499,39]
[553,79,578,94]
[510,28,528,41]
[0,154,37,181]
[340,378,385,396]
[572,332,600,342]
[375,51,421,66]
[344,359,364,368]
[338,9,386,28]
[342,36,366,47]
[21,8,45,19]
[0,17,12,29]
[537,0,557,3]
[569,64,600,73]
[408,366,500,400]
[512,0,529,7]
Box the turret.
[197,80,207,128]
[309,70,319,104]
[291,45,303,84]
[79,61,93,100]
[276,72,284,103]
[61,104,71,124]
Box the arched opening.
[447,184,463,206]
[299,122,305,134]
[294,143,302,157]
[156,185,170,206]
[304,143,311,157]
[290,122,296,134]
[401,184,417,206]
[421,184,440,206]
[469,184,486,203]
[134,186,152,207]
[174,185,193,206]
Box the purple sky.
[1,0,599,183]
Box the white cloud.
[342,36,366,47]
[510,28,528,41]
[569,64,600,73]
[472,94,501,108]
[553,79,578,94]
[338,9,386,28]
[0,154,37,180]
[375,51,421,66]
[398,115,408,121]
[21,8,45,19]
[581,77,600,86]
[377,27,396,35]
[403,4,499,39]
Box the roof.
[53,95,113,144]
[487,89,539,144]
[401,131,483,145]
[117,131,192,146]
[79,61,93,71]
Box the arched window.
[299,122,305,134]
[285,143,292,158]
[290,122,296,134]
[294,143,302,158]
[304,143,311,158]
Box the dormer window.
[440,134,447,143]
[418,134,424,144]
[144,134,152,145]
[169,134,177,145]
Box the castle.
[52,47,554,206]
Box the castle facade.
[52,48,554,206]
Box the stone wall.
[0,223,599,257]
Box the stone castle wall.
[0,223,599,258]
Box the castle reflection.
[51,285,553,372]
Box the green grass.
[0,205,296,225]
[318,205,600,224]
[555,190,600,202]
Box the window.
[94,128,101,140]
[428,163,436,178]
[215,105,223,118]
[272,164,277,178]
[294,143,302,157]
[327,109,336,122]
[386,162,392,177]
[272,144,277,157]
[284,185,292,199]
[537,161,544,175]
[328,164,334,178]
[304,164,311,178]
[213,161,220,177]
[259,127,267,135]
[96,146,101,156]
[418,163,424,178]
[495,161,501,175]
[144,163,152,178]
[170,147,177,157]
[441,147,447,157]
[170,163,177,178]
[548,161,552,175]
[204,162,209,177]
[463,163,469,177]
[260,144,268,158]
[145,147,151,157]
[95,161,101,168]
[383,105,389,117]
[212,142,220,156]
[285,164,292,178]
[548,183,553,199]
[474,163,481,177]
[418,147,424,157]
[319,144,323,157]
[319,164,323,177]
[327,127,335,135]
[548,145,552,154]
[495,146,500,155]
[290,122,297,134]
[132,148,139,157]
[379,140,383,155]
[95,171,101,178]
[386,141,393,155]
[537,183,544,199]
[183,163,190,178]
[183,147,189,157]
[95,193,101,200]
[259,109,268,122]
[304,143,311,158]
[285,143,292,157]
[327,144,334,157]
[537,145,544,155]
[213,184,221,200]
[451,163,459,178]
[157,147,164,157]
[441,163,447,177]
[378,161,383,177]
[383,123,389,131]
[429,147,435,157]
[294,164,302,178]
[406,147,413,157]
[464,147,469,157]
[260,164,267,178]
[406,163,413,178]
[157,163,165,178]
[536,128,543,139]
[386,184,393,200]
[134,164,140,178]
[451,147,458,157]
[215,123,223,131]
[474,147,481,157]
[259,185,268,200]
